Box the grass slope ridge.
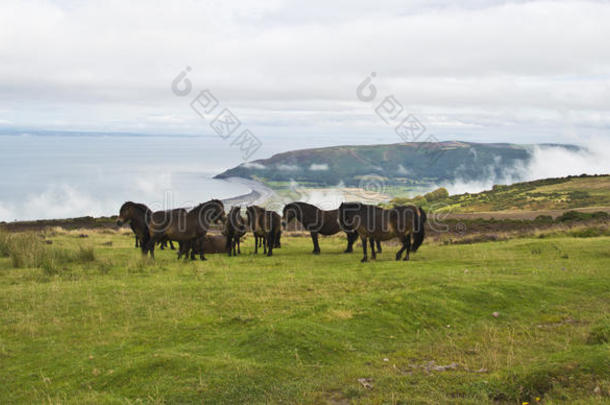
[215,141,580,187]
[390,174,610,213]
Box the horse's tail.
[411,206,427,252]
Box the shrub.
[587,321,610,345]
[424,187,449,202]
[556,210,609,223]
[569,227,608,238]
[592,211,610,220]
[534,215,553,224]
[556,211,590,222]
[568,190,590,200]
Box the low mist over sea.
[0,132,259,221]
[2,130,609,222]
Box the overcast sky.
[1,0,609,145]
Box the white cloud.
[0,0,608,144]
[396,164,410,175]
[0,184,117,221]
[309,163,328,171]
[438,139,610,195]
[277,164,299,171]
[243,162,265,169]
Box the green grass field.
[1,230,609,404]
[389,175,610,214]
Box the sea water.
[0,133,265,221]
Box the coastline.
[219,177,276,207]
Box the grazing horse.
[224,206,247,256]
[178,234,229,259]
[338,202,426,263]
[282,201,379,254]
[117,202,152,254]
[246,205,281,256]
[146,200,226,259]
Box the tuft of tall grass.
[0,229,10,257]
[1,231,95,274]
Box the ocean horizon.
[0,132,279,221]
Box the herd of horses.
[116,200,427,263]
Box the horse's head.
[117,201,134,226]
[245,205,259,230]
[338,202,362,230]
[282,203,300,230]
[210,199,226,225]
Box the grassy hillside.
[389,174,610,213]
[215,142,581,188]
[1,229,608,403]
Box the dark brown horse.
[117,202,180,251]
[338,202,426,263]
[224,206,247,256]
[246,205,281,256]
[146,200,226,259]
[282,201,376,254]
[117,202,152,254]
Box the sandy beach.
[219,177,277,208]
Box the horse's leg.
[226,233,233,256]
[376,239,382,253]
[199,239,207,261]
[140,235,150,255]
[344,232,356,253]
[232,238,237,256]
[395,241,405,261]
[169,240,175,250]
[360,236,368,263]
[177,241,184,260]
[184,242,191,261]
[254,235,258,254]
[403,234,412,261]
[190,240,197,261]
[263,236,267,255]
[229,236,235,256]
[369,238,376,260]
[145,236,157,259]
[135,236,139,248]
[237,239,241,254]
[311,232,320,254]
[266,231,274,257]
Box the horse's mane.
[340,202,379,213]
[283,201,320,216]
[247,205,264,214]
[288,201,316,209]
[193,199,224,211]
[411,207,427,252]
[132,202,151,214]
[229,206,243,220]
[121,201,150,215]
[339,202,362,210]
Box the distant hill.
[215,141,581,189]
[389,174,610,213]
